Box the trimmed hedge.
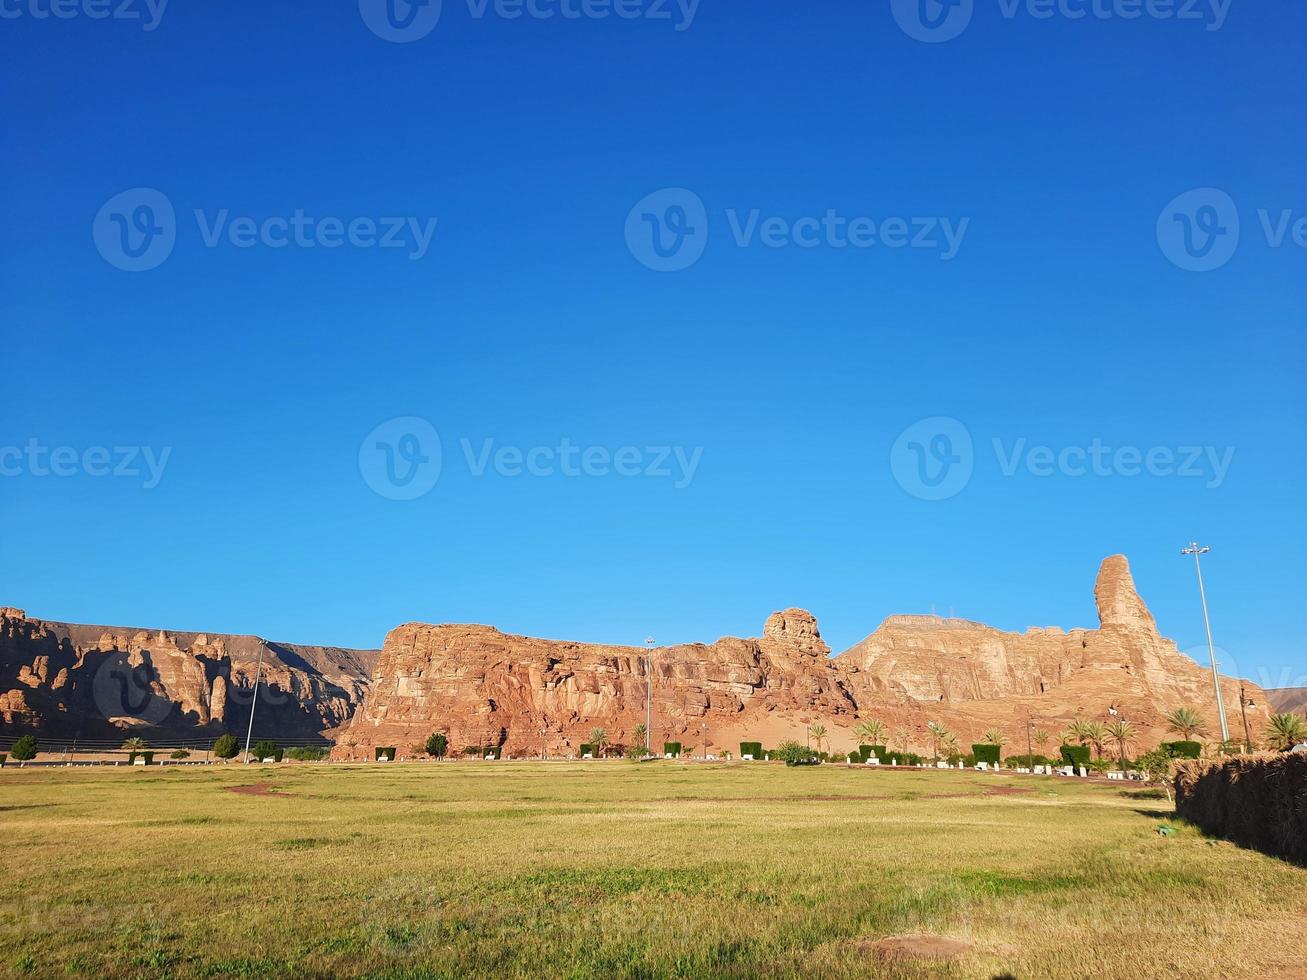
[1005,754,1053,768]
[1175,753,1307,865]
[972,743,1001,765]
[1060,745,1091,768]
[1162,740,1203,759]
[663,742,681,757]
[882,752,923,766]
[375,746,397,762]
[579,743,593,757]
[740,741,763,759]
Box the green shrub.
[424,733,448,758]
[212,734,239,759]
[662,742,681,757]
[170,749,190,760]
[774,741,817,766]
[579,743,593,757]
[1060,745,1091,768]
[9,735,38,762]
[739,741,763,759]
[374,746,397,762]
[252,740,279,761]
[1162,740,1202,759]
[883,752,922,766]
[972,743,1001,765]
[461,745,482,756]
[0,753,6,768]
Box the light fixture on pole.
[1181,542,1230,743]
[242,643,266,764]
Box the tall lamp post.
[241,643,266,764]
[1238,684,1255,753]
[1181,542,1230,744]
[644,637,655,753]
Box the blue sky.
[2,1,1303,691]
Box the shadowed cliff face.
[0,609,377,742]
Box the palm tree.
[631,723,647,754]
[942,732,960,760]
[926,721,950,761]
[807,724,828,756]
[981,727,1008,747]
[1067,718,1095,747]
[1032,729,1050,754]
[1083,721,1107,759]
[1164,707,1208,741]
[121,737,146,752]
[589,727,608,759]
[893,727,912,754]
[1264,713,1307,751]
[1105,720,1136,770]
[854,719,886,746]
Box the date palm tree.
[926,721,950,761]
[807,724,829,756]
[589,727,608,759]
[121,737,146,753]
[1105,720,1136,770]
[631,723,647,754]
[854,719,886,747]
[1264,712,1307,751]
[1164,707,1207,741]
[1083,721,1107,760]
[981,727,1008,747]
[1032,729,1050,754]
[1067,718,1096,747]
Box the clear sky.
[2,1,1303,692]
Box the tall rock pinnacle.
[1094,554,1158,634]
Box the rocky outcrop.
[332,613,858,759]
[0,609,377,742]
[834,555,1265,751]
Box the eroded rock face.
[332,612,857,759]
[0,610,377,741]
[834,555,1265,750]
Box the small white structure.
[742,754,754,761]
[936,761,949,769]
[976,762,989,771]
[1107,771,1125,780]
[582,753,593,759]
[866,757,880,766]
[1078,766,1088,777]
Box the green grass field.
[2,762,1304,978]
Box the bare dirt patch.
[924,785,1033,800]
[225,783,291,797]
[863,934,974,961]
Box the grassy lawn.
[2,762,1303,978]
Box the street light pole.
[242,643,266,764]
[1181,542,1230,744]
[644,636,655,753]
[1238,683,1254,753]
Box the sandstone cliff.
[333,608,857,759]
[336,556,1265,759]
[0,608,377,742]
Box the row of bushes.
[1175,753,1306,865]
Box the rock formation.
[0,609,377,742]
[335,555,1266,759]
[332,610,858,759]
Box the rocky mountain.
[0,607,377,743]
[1268,688,1307,714]
[335,555,1265,759]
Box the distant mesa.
[0,555,1265,759]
